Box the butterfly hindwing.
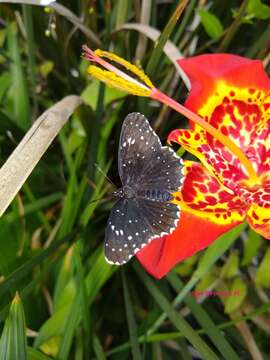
[105,198,180,265]
[105,198,155,264]
[136,198,180,236]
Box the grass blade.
[27,347,53,360]
[167,273,240,360]
[93,336,106,360]
[146,0,188,76]
[0,230,78,298]
[135,264,219,360]
[74,244,90,355]
[122,270,142,360]
[115,0,129,28]
[0,293,27,360]
[7,22,31,130]
[120,23,190,89]
[22,4,37,115]
[57,296,80,360]
[147,223,246,335]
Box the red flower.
[137,54,270,279]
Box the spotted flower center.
[174,80,270,226]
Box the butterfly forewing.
[118,113,184,191]
[118,113,162,186]
[137,146,184,192]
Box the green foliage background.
[0,0,269,359]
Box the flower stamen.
[82,45,260,184]
[82,45,153,96]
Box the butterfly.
[105,112,185,265]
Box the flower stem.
[152,88,259,183]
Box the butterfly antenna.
[94,163,117,189]
[87,194,113,205]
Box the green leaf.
[0,231,76,299]
[34,306,72,349]
[7,22,30,130]
[35,246,115,353]
[27,347,53,360]
[0,72,11,103]
[255,248,270,288]
[85,246,116,304]
[53,246,76,308]
[175,254,198,276]
[0,293,27,360]
[93,336,106,360]
[168,273,240,360]
[56,244,91,359]
[115,0,129,28]
[146,0,187,76]
[122,271,142,360]
[247,0,270,19]
[241,229,262,266]
[56,297,81,360]
[195,271,217,293]
[195,223,245,279]
[221,252,239,279]
[198,9,224,39]
[224,278,247,314]
[39,61,54,78]
[81,80,126,110]
[73,244,90,355]
[135,264,219,360]
[39,337,60,358]
[147,223,245,336]
[0,217,21,277]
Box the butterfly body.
[113,186,136,199]
[114,187,172,202]
[105,113,185,265]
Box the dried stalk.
[0,95,82,216]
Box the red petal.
[173,54,270,187]
[136,210,240,279]
[178,54,270,112]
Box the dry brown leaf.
[0,95,82,216]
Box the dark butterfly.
[105,113,185,265]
